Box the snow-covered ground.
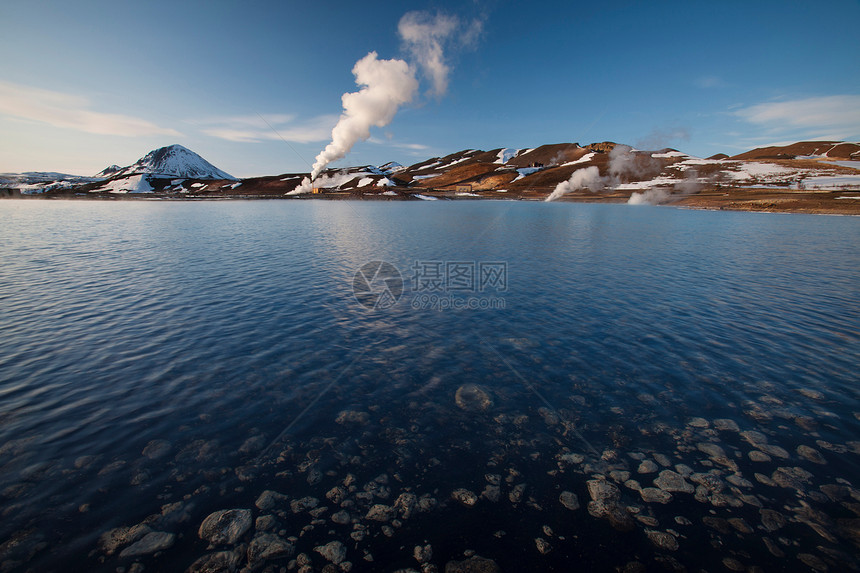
[95,174,154,194]
[795,175,860,190]
[0,172,102,194]
[614,176,680,190]
[651,151,689,158]
[827,161,860,170]
[494,148,520,164]
[512,167,541,181]
[561,153,596,167]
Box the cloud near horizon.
[734,95,860,141]
[0,81,181,138]
[199,114,338,143]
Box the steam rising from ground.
[609,145,661,180]
[628,188,671,205]
[294,53,418,193]
[547,145,704,204]
[545,166,605,201]
[628,170,702,205]
[295,11,480,193]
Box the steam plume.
[297,52,418,194]
[628,188,671,205]
[545,166,606,201]
[608,145,661,180]
[295,11,478,194]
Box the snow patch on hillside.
[797,175,860,189]
[513,167,541,181]
[96,175,154,194]
[561,153,596,167]
[495,148,519,164]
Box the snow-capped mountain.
[109,144,236,180]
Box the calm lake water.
[1,200,858,572]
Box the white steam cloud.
[608,145,661,180]
[545,166,605,201]
[628,188,671,205]
[295,11,478,194]
[295,52,418,193]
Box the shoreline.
[3,188,860,216]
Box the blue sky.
[1,0,858,177]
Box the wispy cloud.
[199,114,337,143]
[398,11,485,98]
[368,136,429,151]
[695,75,726,89]
[734,95,860,141]
[0,81,180,137]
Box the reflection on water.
[0,200,858,572]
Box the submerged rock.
[534,537,552,554]
[414,544,433,563]
[586,479,634,531]
[653,470,694,494]
[444,555,500,573]
[452,489,478,507]
[481,485,501,503]
[315,540,347,564]
[395,492,418,518]
[290,497,319,514]
[637,460,658,474]
[99,524,152,555]
[454,384,493,412]
[365,504,396,522]
[713,419,740,432]
[640,488,673,504]
[727,517,753,534]
[187,551,240,573]
[797,445,826,464]
[142,439,172,460]
[644,529,678,551]
[198,509,252,546]
[238,434,267,454]
[255,490,287,511]
[331,510,351,525]
[248,533,294,565]
[335,410,369,425]
[797,553,829,571]
[559,491,580,511]
[118,531,175,558]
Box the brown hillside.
[412,162,500,188]
[732,141,860,160]
[507,143,586,168]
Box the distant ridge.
[731,141,860,160]
[95,164,122,178]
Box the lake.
[1,199,858,572]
